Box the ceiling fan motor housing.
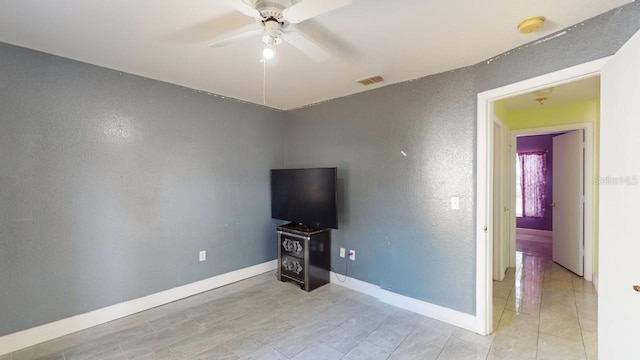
[253,0,290,22]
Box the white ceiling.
[500,76,601,110]
[0,0,630,110]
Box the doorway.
[507,128,595,280]
[475,57,606,335]
[493,96,597,328]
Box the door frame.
[510,124,593,280]
[475,57,608,335]
[492,116,511,281]
[492,119,504,281]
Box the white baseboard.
[0,260,277,356]
[329,272,382,299]
[329,272,477,333]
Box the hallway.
[491,235,598,359]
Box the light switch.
[451,197,460,210]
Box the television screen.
[270,168,338,229]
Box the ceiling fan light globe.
[263,47,276,59]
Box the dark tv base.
[277,223,331,292]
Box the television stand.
[277,223,331,292]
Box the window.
[515,152,547,218]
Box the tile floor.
[491,235,598,360]
[6,234,597,360]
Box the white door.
[599,29,640,359]
[552,130,584,276]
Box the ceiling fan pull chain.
[263,58,267,105]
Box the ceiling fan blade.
[164,12,256,44]
[208,23,263,47]
[282,0,351,24]
[282,30,330,62]
[231,0,262,18]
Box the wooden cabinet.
[277,223,331,292]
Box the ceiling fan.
[209,0,352,62]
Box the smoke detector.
[518,16,546,34]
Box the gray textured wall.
[0,44,284,336]
[284,69,477,308]
[285,2,640,315]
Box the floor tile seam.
[433,333,454,360]
[166,333,214,359]
[265,343,294,360]
[380,325,409,354]
[383,326,416,359]
[181,342,227,360]
[486,337,509,360]
[540,324,582,342]
[117,345,129,360]
[568,284,582,321]
[493,307,506,333]
[270,346,289,360]
[338,321,378,342]
[537,330,585,346]
[534,260,546,360]
[534,319,541,359]
[362,338,395,356]
[145,320,159,333]
[576,297,591,360]
[575,313,597,330]
[320,338,349,356]
[430,326,457,350]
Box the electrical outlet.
[340,247,346,258]
[348,250,355,261]
[199,250,206,262]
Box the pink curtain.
[518,152,547,218]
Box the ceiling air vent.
[357,75,384,86]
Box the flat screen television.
[270,167,338,229]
